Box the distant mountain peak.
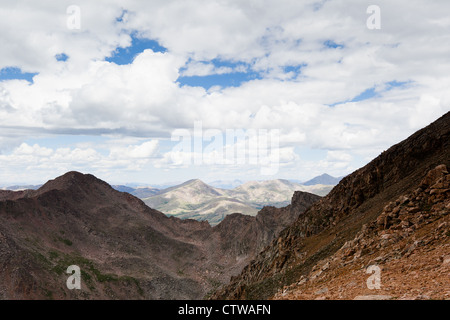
[317,173,333,178]
[187,178,206,185]
[180,179,218,192]
[302,173,342,186]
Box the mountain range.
[141,179,333,225]
[112,185,160,199]
[1,175,338,227]
[0,111,448,300]
[0,172,320,299]
[207,179,245,189]
[1,176,336,227]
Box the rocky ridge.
[212,111,450,300]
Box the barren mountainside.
[0,172,320,299]
[212,111,450,300]
[274,164,449,300]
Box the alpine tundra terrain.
[0,172,320,299]
[212,111,450,300]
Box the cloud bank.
[0,0,449,184]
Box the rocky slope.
[212,111,450,300]
[274,164,449,300]
[0,172,320,299]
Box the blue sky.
[0,1,449,186]
[178,64,261,89]
[103,34,263,90]
[106,35,167,65]
[0,67,38,83]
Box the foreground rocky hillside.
[274,164,449,300]
[0,173,319,299]
[212,111,450,300]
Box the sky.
[0,0,449,186]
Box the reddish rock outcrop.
[273,164,449,300]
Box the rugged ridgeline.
[212,111,450,300]
[0,172,319,299]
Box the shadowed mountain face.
[212,111,450,300]
[0,172,320,299]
